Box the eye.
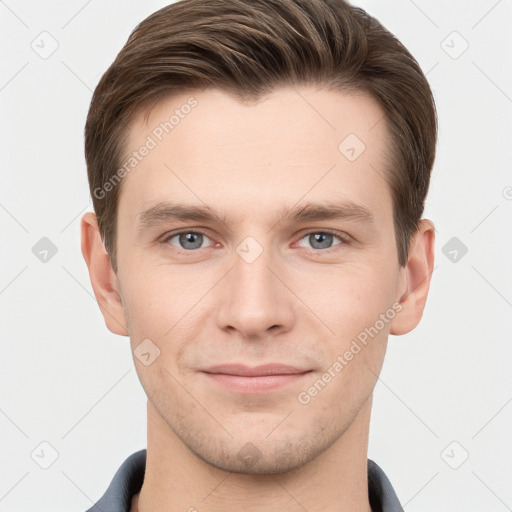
[164,229,214,251]
[162,228,349,254]
[296,230,347,251]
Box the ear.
[80,211,129,336]
[390,219,435,335]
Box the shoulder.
[84,449,146,512]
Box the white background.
[1,1,511,511]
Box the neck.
[133,397,373,512]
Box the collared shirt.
[85,449,404,512]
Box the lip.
[204,363,309,376]
[201,364,312,393]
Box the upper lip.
[202,364,310,377]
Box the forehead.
[118,85,392,224]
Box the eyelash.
[161,228,350,255]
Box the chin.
[181,421,341,475]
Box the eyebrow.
[136,200,376,231]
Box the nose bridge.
[217,235,292,336]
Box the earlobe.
[80,212,129,336]
[390,219,435,336]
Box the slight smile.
[201,364,313,393]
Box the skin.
[81,86,435,512]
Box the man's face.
[114,86,405,473]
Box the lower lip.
[203,372,311,392]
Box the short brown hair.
[85,0,437,272]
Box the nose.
[216,240,295,339]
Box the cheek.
[119,262,187,334]
[298,264,396,405]
[120,268,205,377]
[296,261,398,338]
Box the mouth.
[201,364,313,393]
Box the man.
[81,0,436,510]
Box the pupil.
[312,233,331,249]
[180,232,202,249]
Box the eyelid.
[294,229,351,250]
[162,227,215,248]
